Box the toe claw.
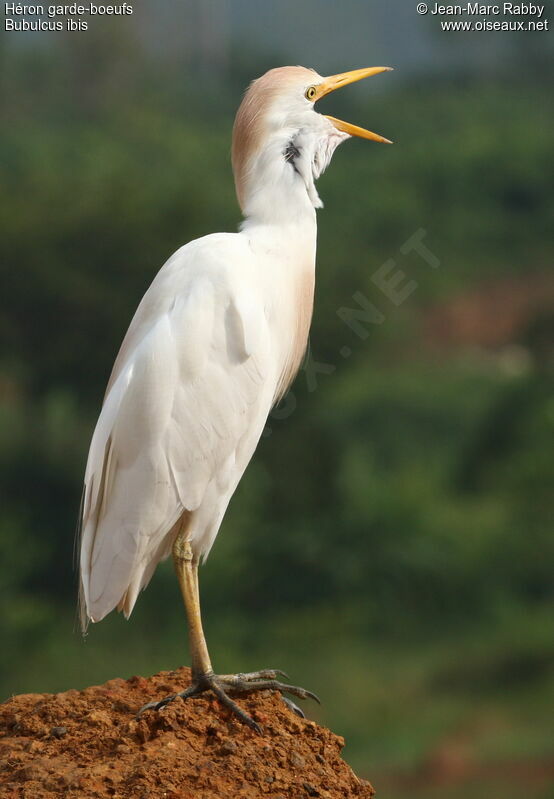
[303,688,321,704]
[210,680,263,734]
[136,688,194,718]
[282,697,305,718]
[136,694,174,718]
[267,681,321,704]
[248,718,264,735]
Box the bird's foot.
[137,669,319,734]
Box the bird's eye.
[305,86,317,101]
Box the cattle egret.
[78,65,392,732]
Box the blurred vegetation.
[1,25,553,799]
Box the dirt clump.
[0,667,374,798]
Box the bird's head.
[232,65,392,221]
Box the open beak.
[314,67,393,144]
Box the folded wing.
[79,236,270,627]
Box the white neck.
[239,129,323,228]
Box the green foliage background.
[1,16,553,798]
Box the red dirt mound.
[0,667,374,798]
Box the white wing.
[79,233,272,626]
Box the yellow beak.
[314,67,393,144]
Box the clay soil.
[0,667,374,799]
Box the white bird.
[78,65,392,731]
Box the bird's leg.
[137,531,319,732]
[174,535,213,679]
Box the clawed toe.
[136,695,175,717]
[282,696,305,718]
[136,669,318,732]
[136,685,198,718]
[209,680,262,734]
[221,676,320,704]
[237,668,290,681]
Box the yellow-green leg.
[138,528,319,733]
